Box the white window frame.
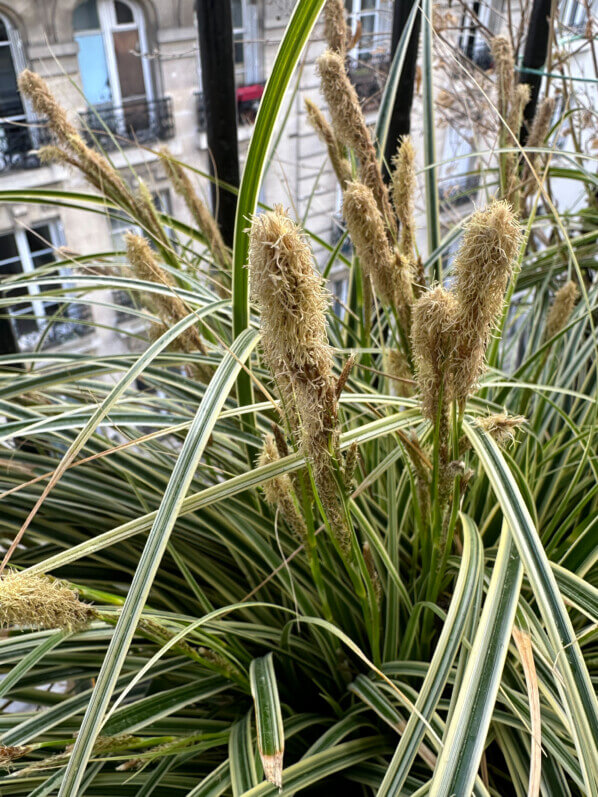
[0,14,41,145]
[560,0,588,29]
[345,0,388,63]
[74,0,153,109]
[0,221,66,341]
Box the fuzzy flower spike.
[452,201,522,404]
[249,207,350,553]
[0,571,92,631]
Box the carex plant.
[0,2,596,795]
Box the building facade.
[0,0,594,355]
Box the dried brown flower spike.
[316,50,396,235]
[477,412,525,446]
[305,98,352,189]
[0,571,92,631]
[452,201,521,404]
[249,207,350,553]
[411,286,458,422]
[323,0,348,54]
[392,136,417,262]
[258,434,308,543]
[545,280,579,341]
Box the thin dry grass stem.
[258,434,308,543]
[477,412,525,446]
[392,137,417,263]
[316,50,396,236]
[305,98,352,189]
[126,233,208,359]
[411,286,459,423]
[18,70,134,212]
[323,0,348,54]
[343,182,413,331]
[249,207,350,553]
[452,201,522,404]
[0,571,92,631]
[545,280,579,341]
[159,148,231,282]
[505,84,531,208]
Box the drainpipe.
[518,0,553,143]
[382,0,422,181]
[195,0,240,247]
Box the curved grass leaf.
[249,654,284,788]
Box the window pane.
[0,231,19,262]
[0,43,24,117]
[75,33,113,105]
[231,0,244,30]
[113,29,146,100]
[26,226,51,253]
[0,17,8,43]
[361,0,376,9]
[115,1,134,24]
[234,33,244,66]
[73,0,100,31]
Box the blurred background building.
[0,0,595,354]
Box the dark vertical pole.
[518,0,553,143]
[382,0,422,181]
[195,0,240,247]
[0,317,18,356]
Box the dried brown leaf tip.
[0,745,30,769]
[249,207,350,553]
[452,201,521,403]
[545,280,579,341]
[477,412,525,446]
[0,571,93,631]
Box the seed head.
[523,96,556,189]
[317,50,396,233]
[491,36,515,121]
[305,98,352,189]
[18,70,80,147]
[545,280,578,341]
[323,0,348,54]
[477,412,525,446]
[452,201,521,402]
[343,182,395,303]
[0,571,92,631]
[386,348,414,397]
[362,542,382,604]
[258,434,307,543]
[159,148,230,276]
[392,137,417,261]
[249,207,349,553]
[411,286,459,421]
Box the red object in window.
[236,83,265,103]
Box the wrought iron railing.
[80,96,175,151]
[196,82,266,132]
[0,110,52,175]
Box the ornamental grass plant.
[0,2,597,796]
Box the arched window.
[0,13,36,170]
[73,0,152,110]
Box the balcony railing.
[80,96,175,151]
[0,110,52,175]
[196,82,266,132]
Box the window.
[560,0,588,30]
[0,14,46,172]
[230,0,262,86]
[73,0,152,109]
[72,0,174,145]
[0,222,91,350]
[344,0,391,109]
[439,125,479,205]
